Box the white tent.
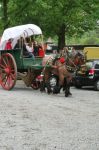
[0,24,42,50]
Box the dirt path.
[0,81,99,150]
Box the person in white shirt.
[25,39,35,59]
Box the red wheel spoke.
[0,68,5,72]
[11,69,15,73]
[2,57,7,67]
[1,74,6,81]
[0,63,6,69]
[7,76,12,87]
[5,56,9,66]
[10,57,13,65]
[3,75,8,86]
[10,73,15,80]
[2,76,9,88]
[8,57,13,67]
[6,56,14,70]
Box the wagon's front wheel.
[0,53,17,90]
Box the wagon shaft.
[18,72,34,87]
[18,69,42,87]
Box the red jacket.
[5,41,12,50]
[38,48,45,57]
[59,57,65,63]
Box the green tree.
[0,0,99,49]
[40,0,99,49]
[0,0,9,30]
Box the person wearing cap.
[5,39,12,50]
[38,44,45,57]
[59,57,65,64]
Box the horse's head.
[74,52,86,66]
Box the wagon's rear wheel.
[31,81,40,90]
[0,53,17,90]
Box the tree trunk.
[57,24,66,51]
[3,0,8,29]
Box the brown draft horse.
[40,50,86,97]
[59,48,86,70]
[41,55,72,97]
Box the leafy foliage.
[0,0,99,48]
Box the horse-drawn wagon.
[0,24,51,90]
[0,24,86,97]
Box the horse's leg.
[43,68,52,94]
[63,77,67,91]
[64,78,69,97]
[63,78,71,97]
[40,68,50,92]
[66,76,72,96]
[40,80,46,92]
[62,68,72,97]
[53,84,62,94]
[53,69,64,94]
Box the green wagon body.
[0,49,51,90]
[0,24,51,90]
[0,49,44,70]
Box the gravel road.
[0,81,99,150]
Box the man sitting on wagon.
[33,41,39,56]
[4,39,12,50]
[25,40,35,59]
[38,44,45,58]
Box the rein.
[41,56,54,75]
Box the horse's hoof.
[48,92,50,94]
[40,88,45,92]
[47,91,51,94]
[47,89,52,94]
[65,93,72,97]
[63,88,65,91]
[69,92,72,95]
[53,88,61,94]
[65,94,69,97]
[53,90,60,94]
[53,92,58,94]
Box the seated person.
[14,37,34,59]
[25,42,35,59]
[38,44,45,57]
[5,39,12,50]
[14,37,25,49]
[14,39,20,49]
[33,41,39,56]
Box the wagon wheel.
[0,53,17,90]
[31,80,40,90]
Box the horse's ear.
[77,52,81,56]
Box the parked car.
[73,59,99,90]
